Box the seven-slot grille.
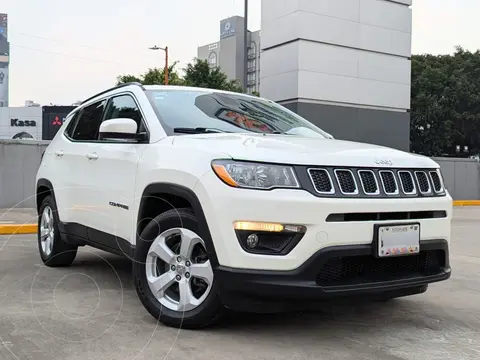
[358,170,378,194]
[429,171,442,192]
[306,168,444,197]
[399,171,416,194]
[335,170,357,194]
[379,171,398,194]
[415,171,431,193]
[308,169,334,194]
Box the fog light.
[246,233,259,249]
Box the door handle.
[86,152,99,160]
[55,150,64,158]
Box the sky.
[1,0,479,106]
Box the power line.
[10,31,153,56]
[10,43,131,65]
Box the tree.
[116,61,184,86]
[411,47,480,157]
[183,58,244,93]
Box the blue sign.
[220,20,236,39]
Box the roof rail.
[80,82,145,105]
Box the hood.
[172,134,438,168]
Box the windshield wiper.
[173,127,229,134]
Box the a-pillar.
[260,0,412,151]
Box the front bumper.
[215,239,450,312]
[195,170,453,271]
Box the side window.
[64,112,80,138]
[103,95,146,134]
[70,100,106,141]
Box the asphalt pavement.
[0,208,479,360]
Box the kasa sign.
[10,118,37,127]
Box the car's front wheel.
[133,208,224,329]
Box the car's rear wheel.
[133,208,224,329]
[38,195,78,267]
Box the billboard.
[42,106,77,140]
[0,65,8,107]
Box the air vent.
[398,171,416,194]
[335,170,358,194]
[429,171,443,193]
[358,170,379,195]
[308,169,334,194]
[379,171,398,195]
[415,171,431,193]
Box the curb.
[452,200,480,206]
[0,224,38,235]
[1,200,480,235]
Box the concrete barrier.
[0,140,49,209]
[433,157,480,201]
[0,141,479,236]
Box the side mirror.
[99,118,139,141]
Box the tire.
[38,195,78,267]
[133,208,225,329]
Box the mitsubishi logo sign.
[52,116,62,126]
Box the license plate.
[377,223,420,258]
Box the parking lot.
[0,208,479,360]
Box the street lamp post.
[149,45,169,85]
[244,0,248,91]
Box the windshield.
[146,89,331,138]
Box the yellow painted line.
[0,224,38,235]
[453,200,480,206]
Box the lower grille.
[316,250,445,287]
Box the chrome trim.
[398,171,417,195]
[429,170,444,194]
[334,169,359,195]
[415,171,432,194]
[379,170,399,195]
[358,170,380,195]
[307,168,335,195]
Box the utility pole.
[149,45,169,85]
[244,0,248,91]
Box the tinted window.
[64,112,79,138]
[104,95,145,133]
[147,90,330,138]
[70,100,106,141]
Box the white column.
[260,0,412,112]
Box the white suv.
[36,83,452,328]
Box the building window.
[208,52,218,67]
[248,41,256,58]
[248,59,256,69]
[247,72,256,82]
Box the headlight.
[211,160,300,189]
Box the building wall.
[260,0,412,151]
[0,13,10,107]
[197,16,260,94]
[0,107,43,140]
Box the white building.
[0,107,43,140]
[260,0,412,151]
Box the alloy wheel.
[145,228,214,312]
[40,206,55,256]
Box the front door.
[83,94,149,253]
